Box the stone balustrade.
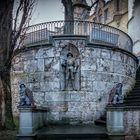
[23,20,133,53]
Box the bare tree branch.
[90,0,99,9]
[7,0,35,67]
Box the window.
[104,9,108,23]
[93,17,97,23]
[99,15,103,23]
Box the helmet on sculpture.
[67,51,73,57]
[19,83,26,88]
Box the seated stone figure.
[19,83,36,107]
[108,83,123,105]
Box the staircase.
[124,66,140,106]
[36,125,108,140]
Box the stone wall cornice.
[50,35,89,41]
[13,39,138,65]
[107,104,140,111]
[87,42,138,64]
[13,43,52,58]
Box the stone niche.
[60,43,80,91]
[11,36,138,124]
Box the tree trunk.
[62,0,74,34]
[0,0,15,129]
[0,78,5,128]
[0,69,15,129]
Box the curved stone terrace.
[24,20,133,53]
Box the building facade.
[128,0,140,56]
[88,0,128,33]
[73,0,90,20]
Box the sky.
[30,0,93,25]
[30,0,64,24]
[14,0,111,25]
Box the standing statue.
[108,83,123,105]
[61,51,79,90]
[19,83,36,107]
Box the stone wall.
[11,36,137,124]
[124,108,140,140]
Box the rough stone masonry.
[11,36,137,124]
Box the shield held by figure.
[19,83,36,107]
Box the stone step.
[124,100,140,104]
[134,80,140,83]
[132,91,140,94]
[133,84,140,87]
[124,100,140,106]
[37,133,108,140]
[133,82,140,86]
[132,88,140,91]
[124,95,140,100]
[136,71,140,73]
[94,119,106,126]
[124,66,140,106]
[133,83,140,86]
[128,89,140,93]
[130,91,140,94]
[125,103,140,106]
[136,78,140,80]
[125,94,140,99]
[36,125,108,140]
[135,80,140,85]
[126,93,140,97]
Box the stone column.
[106,105,125,140]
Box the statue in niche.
[108,83,123,105]
[60,44,80,91]
[19,83,36,107]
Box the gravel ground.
[0,130,17,140]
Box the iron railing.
[23,20,133,52]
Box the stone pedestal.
[106,105,125,140]
[124,106,140,140]
[17,106,48,140]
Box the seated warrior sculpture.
[19,83,36,107]
[108,83,123,105]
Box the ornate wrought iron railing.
[24,20,133,52]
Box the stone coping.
[106,104,140,111]
[51,34,89,39]
[17,106,50,112]
[17,132,36,137]
[107,132,125,136]
[106,104,124,111]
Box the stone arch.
[60,43,80,91]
